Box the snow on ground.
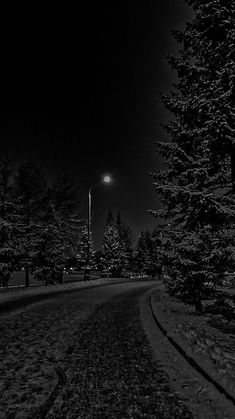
[151,287,235,402]
[0,277,127,304]
[2,278,235,418]
[141,289,235,418]
[0,294,94,417]
[0,271,99,292]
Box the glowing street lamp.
[84,174,112,280]
[103,175,111,184]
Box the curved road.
[0,281,191,418]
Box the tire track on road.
[45,285,192,418]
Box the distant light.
[103,175,111,184]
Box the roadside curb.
[149,290,235,406]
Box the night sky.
[0,2,192,248]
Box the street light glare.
[103,175,111,184]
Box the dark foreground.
[0,281,191,418]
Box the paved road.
[0,281,192,418]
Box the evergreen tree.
[0,158,22,286]
[95,249,104,272]
[32,191,66,285]
[116,210,132,250]
[145,230,163,279]
[15,161,46,223]
[116,210,132,271]
[150,0,235,311]
[134,230,149,275]
[52,173,81,265]
[101,211,123,277]
[53,173,78,219]
[14,161,47,286]
[33,224,65,285]
[142,230,155,278]
[77,225,96,270]
[134,229,161,278]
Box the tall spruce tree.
[134,230,149,275]
[14,161,47,286]
[77,225,96,270]
[150,1,235,311]
[143,230,158,279]
[146,230,163,279]
[52,173,81,264]
[32,192,66,285]
[116,210,132,250]
[116,210,132,270]
[101,211,123,277]
[0,158,22,286]
[134,229,161,278]
[53,173,78,219]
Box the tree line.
[76,210,162,279]
[0,158,80,287]
[0,157,162,287]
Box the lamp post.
[84,174,112,280]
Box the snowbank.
[151,288,235,401]
[0,277,132,305]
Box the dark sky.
[0,1,192,248]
